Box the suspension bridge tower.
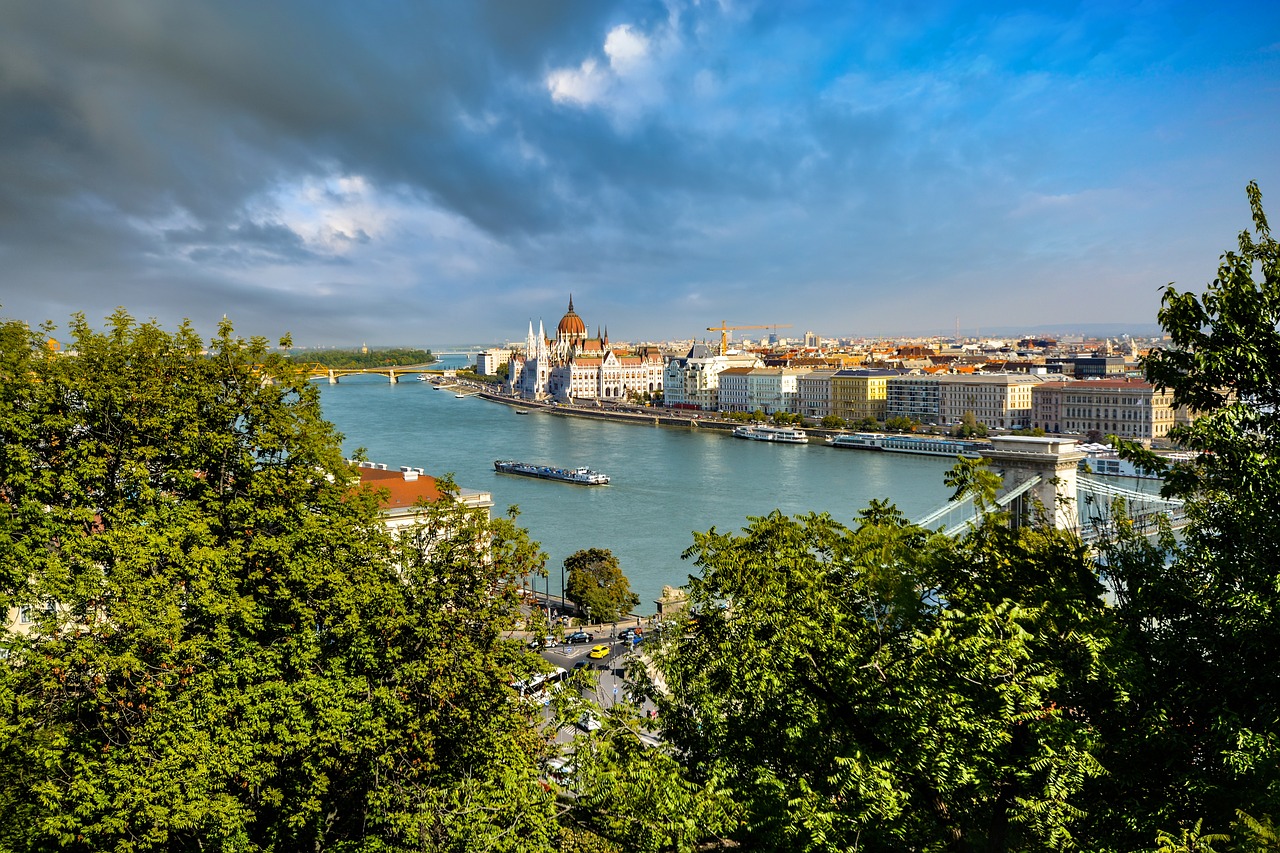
[979,436,1087,532]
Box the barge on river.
[826,432,986,459]
[494,460,611,485]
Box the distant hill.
[914,322,1166,339]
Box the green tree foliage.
[951,410,989,438]
[1100,182,1280,843]
[291,347,435,369]
[563,549,639,623]
[884,415,917,433]
[645,498,1114,852]
[820,415,847,429]
[0,312,556,852]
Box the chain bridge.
[913,436,1187,546]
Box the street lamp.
[585,605,592,627]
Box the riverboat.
[494,460,610,485]
[827,432,985,459]
[732,424,809,444]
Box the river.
[316,359,960,609]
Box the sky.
[1,0,1278,348]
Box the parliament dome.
[557,296,587,337]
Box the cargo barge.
[494,460,611,485]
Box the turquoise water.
[316,364,958,609]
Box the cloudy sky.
[2,0,1277,347]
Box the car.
[577,712,602,732]
[566,631,595,644]
[527,635,556,649]
[588,644,611,659]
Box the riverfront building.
[831,369,905,424]
[885,374,943,425]
[937,374,1042,431]
[746,367,811,415]
[716,367,753,412]
[1031,378,1175,445]
[665,348,765,411]
[797,369,839,421]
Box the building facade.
[664,347,763,411]
[938,374,1042,430]
[1052,378,1176,445]
[507,297,663,402]
[885,374,942,425]
[831,369,904,423]
[797,369,838,421]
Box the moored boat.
[494,459,610,485]
[732,424,809,443]
[827,432,985,458]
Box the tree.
[820,415,847,429]
[0,312,558,852]
[563,549,639,623]
[1098,181,1280,842]
[884,415,917,433]
[951,410,988,438]
[854,415,880,430]
[644,498,1114,852]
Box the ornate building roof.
[556,295,587,337]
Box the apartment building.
[664,347,763,410]
[716,367,753,412]
[1049,378,1176,445]
[885,374,942,425]
[830,369,904,423]
[938,374,1042,430]
[797,369,838,420]
[745,367,810,414]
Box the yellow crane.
[706,321,793,356]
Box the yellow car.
[588,644,610,660]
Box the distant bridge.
[296,363,446,384]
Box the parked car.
[577,712,602,732]
[588,644,611,659]
[566,631,595,644]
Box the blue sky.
[1,0,1277,346]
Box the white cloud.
[267,173,391,253]
[547,58,611,106]
[544,21,675,122]
[604,24,650,76]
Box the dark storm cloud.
[1,0,1278,343]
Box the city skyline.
[2,1,1278,345]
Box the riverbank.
[477,389,855,439]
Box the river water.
[316,360,959,609]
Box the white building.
[717,367,753,412]
[745,367,809,414]
[664,346,763,411]
[475,348,512,377]
[797,369,838,420]
[507,297,663,403]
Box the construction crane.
[706,321,793,356]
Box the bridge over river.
[914,435,1187,546]
[298,362,447,384]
